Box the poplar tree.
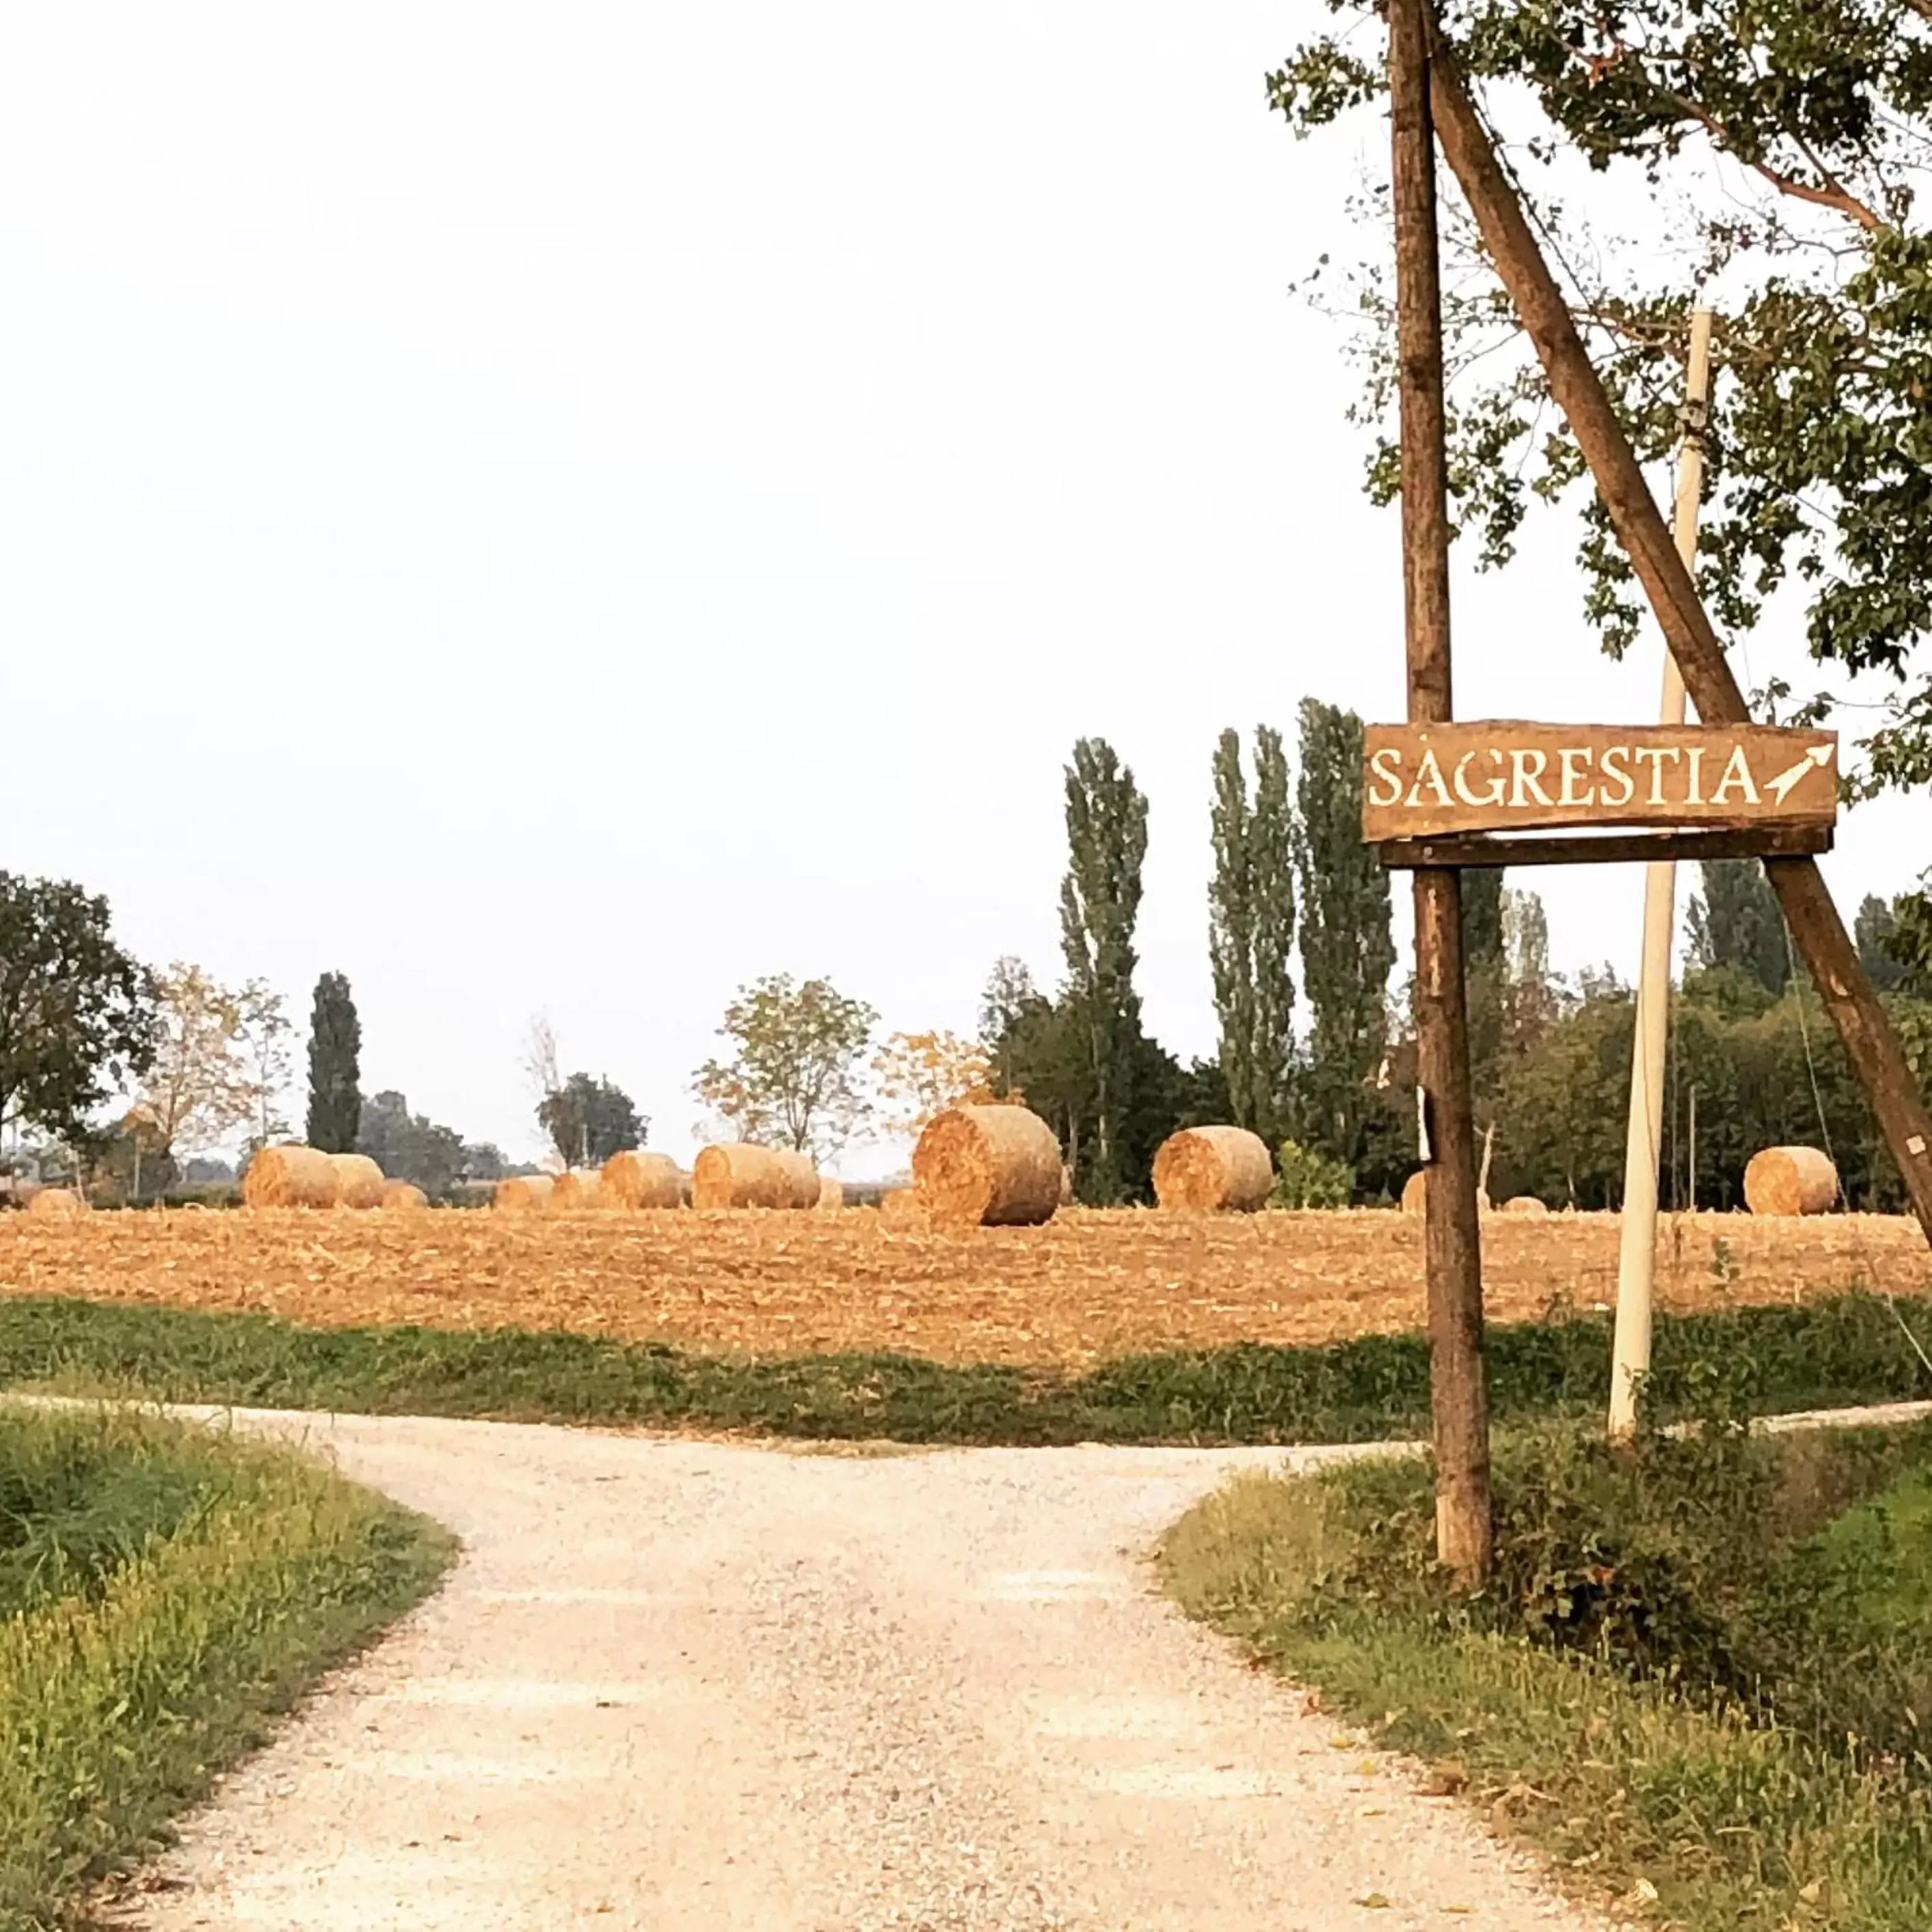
[305,972,362,1153]
[1292,701,1394,1166]
[1060,738,1149,1203]
[1688,861,1791,996]
[1209,727,1295,1145]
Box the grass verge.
[1159,1417,1932,1930]
[1,1288,1931,1441]
[0,1404,452,1931]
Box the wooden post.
[1610,306,1714,1440]
[1390,0,1493,1586]
[1424,38,1932,1248]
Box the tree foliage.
[693,975,876,1157]
[1292,701,1396,1166]
[234,980,294,1157]
[872,1030,995,1141]
[1687,859,1791,994]
[134,964,256,1159]
[357,1091,472,1201]
[304,972,362,1155]
[1209,727,1297,1147]
[1059,738,1151,1202]
[1271,0,1932,790]
[0,874,154,1145]
[537,1073,645,1169]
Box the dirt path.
[109,1411,1596,1932]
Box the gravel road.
[108,1411,1597,1932]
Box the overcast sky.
[3,2,1925,1173]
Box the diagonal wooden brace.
[1424,28,1932,1245]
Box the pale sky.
[3,3,1925,1174]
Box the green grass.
[1159,1417,1932,1931]
[0,1288,1929,1443]
[0,1404,452,1931]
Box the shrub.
[1271,1139,1354,1209]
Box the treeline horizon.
[983,706,1932,1211]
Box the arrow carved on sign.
[1763,742,1834,806]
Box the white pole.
[1609,304,1715,1441]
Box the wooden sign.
[1361,721,1838,842]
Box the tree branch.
[1662,88,1888,232]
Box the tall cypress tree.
[1060,737,1149,1204]
[1209,727,1295,1145]
[306,971,362,1153]
[1292,700,1394,1168]
[1688,859,1790,994]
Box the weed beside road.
[1161,1413,1932,1931]
[0,1404,451,1931]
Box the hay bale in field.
[817,1177,844,1211]
[551,1168,605,1208]
[243,1145,342,1209]
[1400,1170,1491,1215]
[1744,1146,1839,1217]
[878,1186,928,1228]
[328,1153,386,1210]
[381,1181,428,1211]
[493,1174,555,1213]
[1152,1126,1273,1213]
[912,1104,1061,1228]
[691,1143,819,1211]
[601,1149,682,1209]
[26,1187,85,1221]
[1501,1196,1550,1218]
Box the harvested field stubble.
[2,1207,1927,1371]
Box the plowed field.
[3,1207,1926,1369]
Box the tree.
[1856,893,1911,994]
[1270,2,1932,793]
[538,1073,646,1168]
[1209,727,1296,1147]
[1688,860,1791,996]
[692,975,877,1157]
[235,979,295,1156]
[134,964,255,1161]
[1894,874,1932,997]
[0,873,154,1146]
[305,972,362,1153]
[1292,701,1396,1167]
[1059,738,1149,1202]
[872,1030,995,1141]
[977,956,1037,1095]
[357,1091,471,1201]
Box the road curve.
[103,1411,1594,1932]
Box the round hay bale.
[1501,1196,1550,1219]
[493,1174,555,1213]
[381,1180,428,1211]
[691,1144,819,1211]
[816,1176,844,1211]
[912,1104,1061,1228]
[551,1167,605,1208]
[1400,1172,1491,1214]
[243,1145,342,1209]
[1151,1126,1273,1213]
[1744,1146,1839,1216]
[601,1149,682,1209]
[328,1153,386,1210]
[26,1187,85,1221]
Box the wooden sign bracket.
[1379,822,1834,871]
